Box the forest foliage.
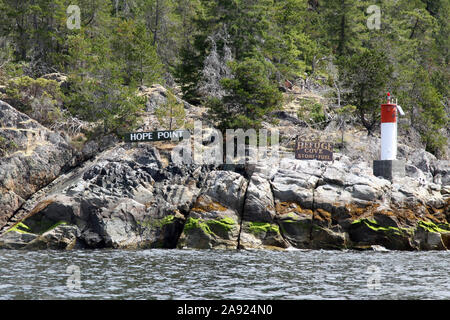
[0,0,448,155]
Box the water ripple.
[0,249,448,299]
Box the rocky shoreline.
[0,99,449,251]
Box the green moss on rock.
[42,221,67,233]
[351,218,413,237]
[184,217,213,235]
[138,214,177,230]
[206,217,236,233]
[248,222,280,235]
[6,222,32,234]
[418,220,450,234]
[183,217,237,237]
[161,215,175,225]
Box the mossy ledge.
[248,222,280,235]
[206,217,236,233]
[417,220,450,234]
[183,217,237,236]
[6,220,68,235]
[5,222,32,235]
[351,218,413,236]
[137,214,176,229]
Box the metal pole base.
[373,160,406,181]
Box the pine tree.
[0,0,68,74]
[111,19,163,86]
[340,49,393,135]
[208,57,282,130]
[64,9,147,135]
[155,89,186,130]
[265,0,317,80]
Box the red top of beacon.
[381,92,396,123]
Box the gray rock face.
[25,224,81,250]
[414,228,447,251]
[0,224,81,250]
[4,144,212,249]
[243,174,275,223]
[239,173,288,250]
[407,149,437,175]
[0,100,77,230]
[0,230,38,249]
[0,99,448,251]
[271,159,324,209]
[433,160,450,186]
[275,201,313,248]
[178,170,247,249]
[310,226,347,250]
[252,155,449,250]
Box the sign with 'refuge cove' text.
[295,140,334,161]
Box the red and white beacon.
[380,92,404,160]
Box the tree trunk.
[337,0,347,56]
[153,0,160,47]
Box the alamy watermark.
[367,5,381,30]
[67,5,81,30]
[66,264,81,290]
[170,121,280,166]
[366,265,381,290]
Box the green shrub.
[5,76,64,126]
[155,89,186,130]
[297,98,327,127]
[310,102,326,124]
[0,136,19,157]
[208,57,282,131]
[65,75,146,136]
[423,131,448,158]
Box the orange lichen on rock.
[275,201,312,216]
[191,197,228,213]
[345,203,380,220]
[379,210,395,216]
[314,208,332,222]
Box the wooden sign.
[295,139,334,161]
[124,130,189,142]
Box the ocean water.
[0,249,448,300]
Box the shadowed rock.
[0,100,77,231]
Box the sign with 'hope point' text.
[125,130,189,142]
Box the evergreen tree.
[265,0,318,80]
[0,0,67,74]
[155,89,186,130]
[321,0,369,57]
[64,10,146,135]
[111,20,163,86]
[174,43,205,105]
[208,57,282,130]
[340,49,393,135]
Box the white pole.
[381,122,397,160]
[381,93,397,160]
